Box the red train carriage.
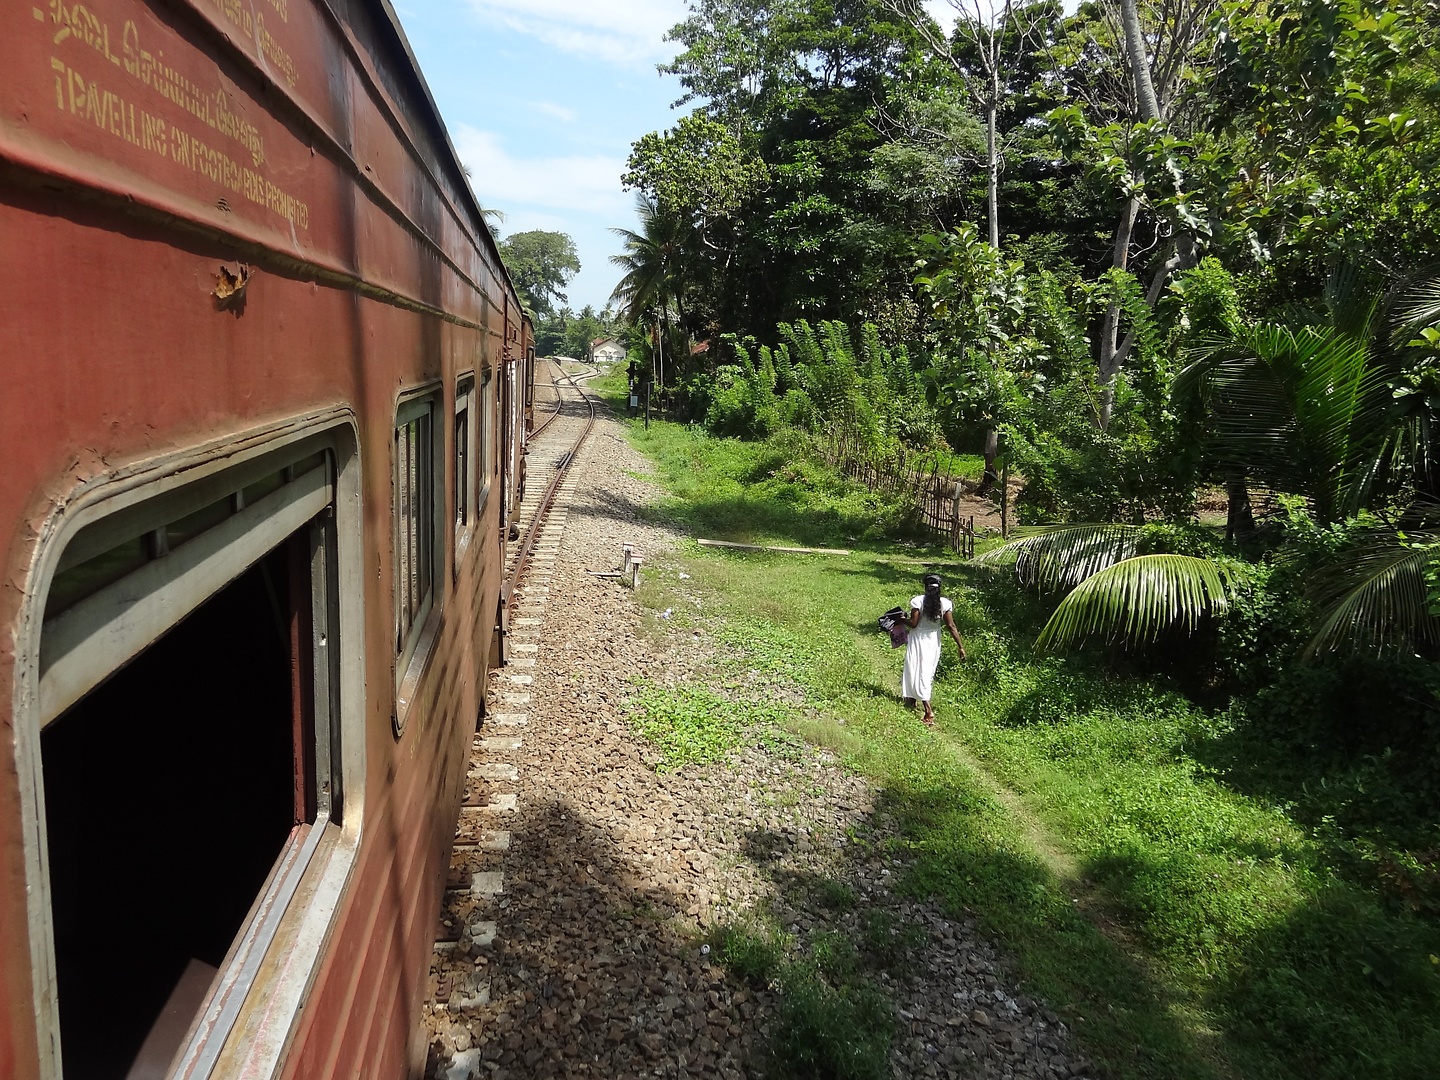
[0,2,531,1077]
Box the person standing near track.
[902,573,966,727]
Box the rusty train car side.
[0,2,532,1078]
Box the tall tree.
[622,113,770,338]
[1047,0,1216,427]
[498,230,581,317]
[883,0,1054,250]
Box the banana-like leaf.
[1035,555,1234,653]
[1305,535,1440,657]
[974,524,1141,592]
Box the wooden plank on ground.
[696,539,852,556]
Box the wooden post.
[1000,441,1009,538]
[952,481,962,551]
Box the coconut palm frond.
[1398,276,1440,334]
[974,524,1143,592]
[1035,555,1235,653]
[1323,260,1380,342]
[608,194,686,325]
[1304,535,1440,657]
[1193,322,1385,521]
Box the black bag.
[878,606,909,648]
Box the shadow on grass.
[717,763,1227,1080]
[660,494,887,549]
[874,780,1225,1080]
[1214,880,1440,1080]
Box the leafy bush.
[705,338,783,439]
[1009,373,1197,524]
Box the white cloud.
[464,0,685,68]
[530,101,578,123]
[924,0,959,26]
[453,125,629,217]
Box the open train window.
[16,421,363,1080]
[455,376,476,557]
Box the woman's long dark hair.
[922,574,942,621]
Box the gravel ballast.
[422,402,1092,1080]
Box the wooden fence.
[820,432,978,557]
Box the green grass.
[619,416,1440,1080]
[625,422,921,547]
[626,680,792,771]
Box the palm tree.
[609,195,687,389]
[978,275,1440,657]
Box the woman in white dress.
[902,573,966,727]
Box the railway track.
[424,360,602,1018]
[526,357,577,442]
[503,359,599,597]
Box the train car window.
[455,377,476,551]
[19,424,361,1080]
[394,394,441,686]
[479,371,495,511]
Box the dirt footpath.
[422,412,1092,1080]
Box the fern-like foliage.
[1035,555,1236,652]
[974,524,1143,592]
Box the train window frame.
[479,369,495,513]
[9,410,367,1080]
[393,387,444,735]
[454,375,477,569]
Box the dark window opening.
[455,402,470,536]
[41,539,312,1080]
[479,372,494,508]
[395,403,435,657]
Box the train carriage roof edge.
[368,0,526,328]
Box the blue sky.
[391,0,693,314]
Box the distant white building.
[590,337,626,365]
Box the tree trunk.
[1120,0,1162,124]
[1097,196,1140,430]
[1097,0,1171,430]
[985,80,1000,250]
[978,426,1000,495]
[1225,470,1255,542]
[1110,231,1199,377]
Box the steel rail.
[528,360,568,442]
[505,363,598,605]
[528,360,599,441]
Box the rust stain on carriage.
[212,260,251,311]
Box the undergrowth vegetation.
[712,919,899,1080]
[614,410,1440,1080]
[626,680,790,772]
